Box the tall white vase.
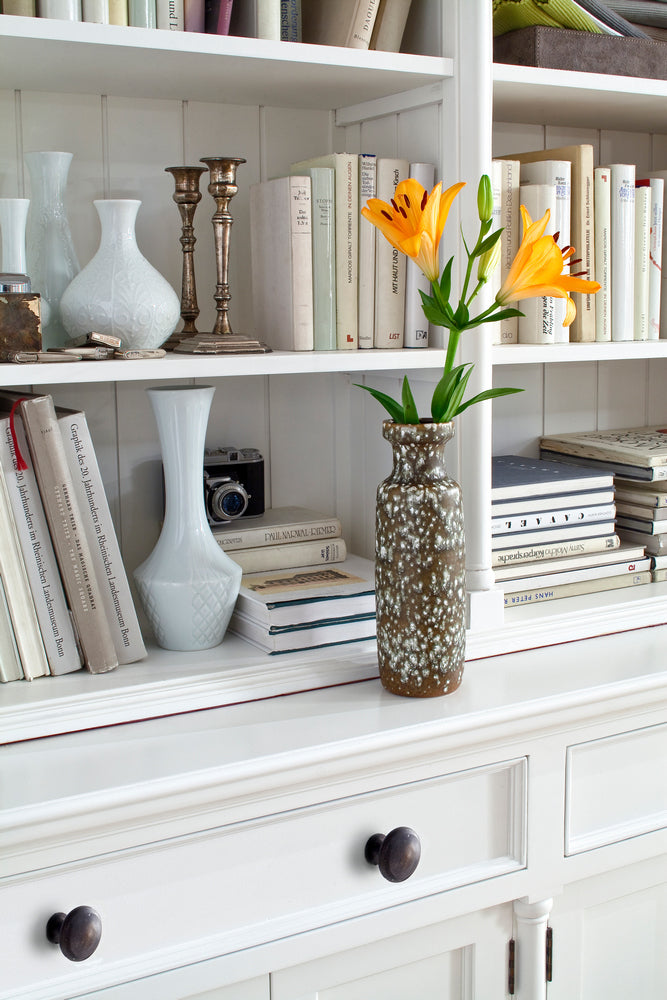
[134,385,243,652]
[0,198,30,274]
[25,151,80,349]
[60,199,180,350]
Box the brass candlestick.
[164,165,206,351]
[175,156,270,355]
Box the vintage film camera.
[204,447,265,524]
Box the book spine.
[369,0,411,51]
[491,159,520,345]
[594,166,611,342]
[346,0,380,49]
[492,533,620,567]
[107,0,127,22]
[254,0,280,39]
[82,0,108,20]
[648,177,664,340]
[610,163,636,342]
[184,0,204,30]
[492,502,616,535]
[58,411,147,664]
[227,538,347,574]
[373,157,409,349]
[288,175,315,351]
[19,396,118,674]
[334,153,359,349]
[156,0,182,28]
[309,168,337,351]
[280,0,300,40]
[570,147,596,343]
[37,0,81,17]
[358,152,377,349]
[634,180,651,341]
[204,0,233,33]
[129,0,156,25]
[517,183,557,344]
[502,556,650,594]
[0,418,82,675]
[403,161,434,349]
[0,576,23,683]
[213,515,342,550]
[2,0,36,13]
[504,571,651,608]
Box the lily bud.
[477,173,494,223]
[477,237,502,284]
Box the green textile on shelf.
[493,0,605,36]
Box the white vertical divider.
[513,898,553,1000]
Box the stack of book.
[228,553,376,654]
[0,390,146,683]
[213,506,347,574]
[541,425,667,558]
[492,454,651,608]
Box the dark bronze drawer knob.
[365,826,421,882]
[46,905,102,962]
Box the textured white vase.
[25,151,79,348]
[0,198,30,274]
[60,199,180,350]
[134,385,243,652]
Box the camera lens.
[210,481,250,521]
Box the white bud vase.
[60,199,180,350]
[134,385,243,652]
[0,198,30,274]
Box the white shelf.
[0,15,451,107]
[492,341,667,366]
[493,63,667,133]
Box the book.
[358,152,377,350]
[82,0,108,21]
[249,175,314,352]
[0,456,49,680]
[540,426,667,481]
[493,541,646,582]
[37,0,82,18]
[404,162,435,349]
[491,158,520,345]
[229,608,376,654]
[609,163,635,341]
[501,554,650,594]
[369,0,412,51]
[291,153,359,350]
[108,0,128,22]
[212,506,342,550]
[129,0,156,25]
[493,533,620,568]
[650,170,667,339]
[205,0,233,33]
[0,575,22,684]
[492,501,616,535]
[492,454,614,501]
[2,0,36,13]
[228,0,279,38]
[493,520,616,550]
[184,0,204,30]
[517,181,558,345]
[615,481,667,507]
[301,0,380,49]
[618,527,667,555]
[296,165,336,351]
[594,166,611,342]
[653,566,667,582]
[634,179,651,341]
[492,487,614,518]
[520,159,572,342]
[646,176,664,340]
[504,570,651,609]
[227,537,347,574]
[157,0,182,27]
[3,393,118,674]
[504,144,596,342]
[57,406,147,665]
[0,415,82,675]
[616,514,667,535]
[234,553,375,627]
[616,501,667,521]
[374,157,409,349]
[280,0,300,40]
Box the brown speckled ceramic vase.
[375,419,466,698]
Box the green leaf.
[476,228,503,257]
[481,308,524,322]
[401,376,419,424]
[453,301,469,329]
[420,297,453,328]
[441,365,473,421]
[455,386,524,414]
[353,383,406,423]
[439,256,455,303]
[430,363,469,421]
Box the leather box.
[494,26,667,81]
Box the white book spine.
[634,181,651,341]
[0,576,22,683]
[309,168,336,352]
[58,412,147,664]
[82,0,108,20]
[157,0,183,29]
[374,157,409,349]
[358,153,377,349]
[504,571,650,608]
[227,538,347,574]
[517,183,557,345]
[256,0,281,38]
[594,167,612,342]
[335,154,359,349]
[346,0,380,48]
[288,176,314,352]
[491,159,520,345]
[648,176,664,341]
[610,163,636,342]
[38,0,82,17]
[403,161,434,349]
[0,418,82,675]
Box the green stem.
[445,324,461,374]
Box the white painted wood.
[513,897,553,1000]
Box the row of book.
[0,390,146,683]
[0,0,412,51]
[492,145,666,345]
[250,154,435,353]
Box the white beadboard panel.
[545,124,600,162]
[492,121,544,158]
[105,96,183,304]
[647,358,667,425]
[600,131,653,176]
[182,101,262,339]
[345,372,375,560]
[19,90,105,270]
[543,363,599,436]
[597,359,651,430]
[260,106,331,181]
[398,103,441,172]
[491,363,544,457]
[652,134,667,169]
[204,375,271,507]
[402,0,443,59]
[0,90,18,197]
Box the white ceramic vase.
[25,151,79,348]
[0,198,30,274]
[60,199,180,350]
[134,385,242,652]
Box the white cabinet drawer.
[1,757,526,999]
[565,723,667,856]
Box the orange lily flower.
[496,205,601,326]
[362,178,465,282]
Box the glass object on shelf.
[0,198,30,275]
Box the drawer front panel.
[565,723,667,855]
[1,757,526,999]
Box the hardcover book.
[293,165,336,351]
[374,157,409,349]
[492,501,615,535]
[493,520,616,549]
[493,533,620,567]
[594,166,611,342]
[493,541,645,582]
[403,161,435,349]
[517,182,558,345]
[227,537,347,574]
[492,488,615,518]
[492,455,614,500]
[229,608,376,654]
[610,163,636,342]
[358,152,377,350]
[228,0,279,38]
[0,575,22,684]
[504,570,651,609]
[213,506,342,550]
[369,0,412,51]
[501,555,650,596]
[491,158,520,345]
[301,0,380,49]
[540,426,667,481]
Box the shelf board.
[492,341,667,366]
[493,63,667,133]
[0,15,450,108]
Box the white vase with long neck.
[0,198,30,274]
[134,385,243,652]
[25,150,80,349]
[60,198,180,350]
